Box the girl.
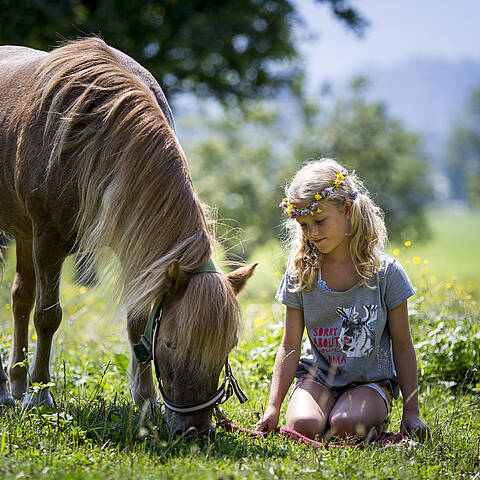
[256,158,428,442]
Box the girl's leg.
[327,386,388,441]
[286,380,336,439]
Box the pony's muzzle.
[172,423,216,440]
[166,409,215,440]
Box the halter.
[133,259,248,415]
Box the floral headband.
[279,169,357,218]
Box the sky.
[295,0,480,88]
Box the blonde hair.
[284,158,387,292]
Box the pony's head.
[154,262,257,437]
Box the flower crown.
[280,169,353,218]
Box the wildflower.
[404,241,412,247]
[393,249,400,255]
[413,257,420,264]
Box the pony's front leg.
[21,231,66,410]
[8,239,36,400]
[127,312,157,408]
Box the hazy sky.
[295,0,480,86]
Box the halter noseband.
[133,259,247,415]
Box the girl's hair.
[284,158,387,292]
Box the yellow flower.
[413,257,420,264]
[315,192,321,201]
[466,295,472,300]
[316,208,323,213]
[336,172,345,181]
[404,241,412,247]
[393,249,400,255]
[275,271,280,276]
[423,260,429,265]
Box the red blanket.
[220,419,405,449]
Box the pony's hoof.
[0,384,15,408]
[21,390,54,411]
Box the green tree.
[0,0,366,102]
[184,79,433,259]
[446,88,480,207]
[293,78,433,242]
[184,103,288,258]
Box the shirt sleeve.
[275,272,303,310]
[384,259,416,310]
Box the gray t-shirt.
[275,253,415,398]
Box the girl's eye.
[299,223,307,229]
[316,219,325,224]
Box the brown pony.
[0,38,256,436]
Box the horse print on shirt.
[336,305,377,357]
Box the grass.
[0,209,479,479]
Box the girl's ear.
[344,199,353,218]
[227,262,258,295]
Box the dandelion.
[32,333,37,340]
[275,271,280,276]
[413,257,420,264]
[466,295,472,300]
[404,241,412,247]
[5,303,10,310]
[423,260,429,265]
[393,249,400,255]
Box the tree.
[183,79,433,260]
[0,0,367,102]
[293,78,433,242]
[446,88,480,207]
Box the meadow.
[0,209,479,479]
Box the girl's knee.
[286,414,327,439]
[329,411,370,439]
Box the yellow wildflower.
[315,192,321,201]
[404,241,412,247]
[393,249,400,255]
[413,257,420,264]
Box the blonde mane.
[13,38,239,369]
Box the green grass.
[0,208,479,479]
[392,208,480,288]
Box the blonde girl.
[256,158,428,441]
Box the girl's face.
[295,201,352,259]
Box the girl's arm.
[387,301,429,441]
[255,306,304,432]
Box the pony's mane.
[14,39,239,368]
[165,273,241,375]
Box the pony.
[0,37,256,437]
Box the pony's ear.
[166,260,183,294]
[227,262,258,295]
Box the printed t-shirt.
[275,253,415,398]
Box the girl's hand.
[400,411,429,441]
[255,406,280,433]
